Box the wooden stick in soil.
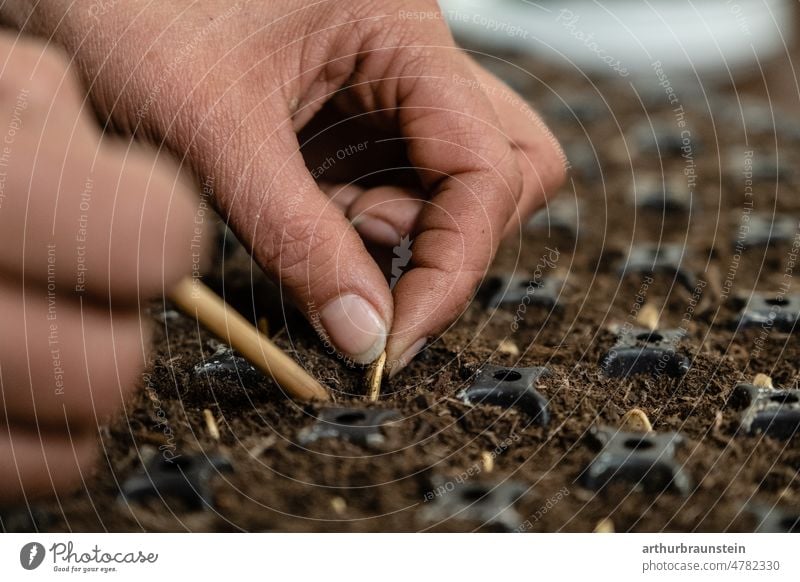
[169,278,330,402]
[366,351,387,402]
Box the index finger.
[366,42,525,371]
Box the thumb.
[216,119,392,366]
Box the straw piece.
[498,339,520,356]
[366,351,387,402]
[620,408,653,433]
[203,409,220,441]
[331,496,347,515]
[593,518,615,533]
[481,451,494,473]
[169,278,330,402]
[753,373,773,389]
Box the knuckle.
[269,214,339,274]
[538,140,568,194]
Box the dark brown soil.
[4,50,800,533]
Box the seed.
[753,373,774,389]
[620,408,653,433]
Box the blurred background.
[441,0,798,107]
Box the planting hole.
[624,438,655,451]
[780,516,800,533]
[335,411,367,424]
[461,486,489,502]
[770,393,799,405]
[493,370,522,382]
[765,297,788,306]
[636,332,663,343]
[163,456,194,471]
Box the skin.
[0,0,565,503]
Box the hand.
[7,0,565,372]
[0,34,201,503]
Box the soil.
[3,49,800,533]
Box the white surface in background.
[439,0,793,76]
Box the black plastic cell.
[120,454,233,510]
[631,175,691,213]
[749,504,800,533]
[749,158,793,182]
[580,426,691,495]
[600,327,690,378]
[729,383,800,440]
[527,197,581,239]
[726,145,795,181]
[544,95,606,125]
[422,479,527,532]
[193,344,263,386]
[737,214,798,250]
[618,244,696,292]
[563,142,601,180]
[735,293,800,333]
[298,407,400,448]
[633,122,701,157]
[458,364,550,426]
[481,275,563,312]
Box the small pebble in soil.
[749,503,800,533]
[600,327,690,378]
[736,213,798,250]
[421,479,527,532]
[734,293,800,333]
[298,407,400,448]
[480,274,563,312]
[120,453,233,511]
[193,344,263,386]
[729,382,800,439]
[618,244,696,292]
[458,364,550,427]
[151,308,182,324]
[632,121,702,157]
[579,426,691,495]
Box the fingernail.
[320,294,387,365]
[388,337,427,378]
[352,216,401,246]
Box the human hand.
[7,0,566,372]
[0,34,201,503]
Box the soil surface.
[3,48,800,533]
